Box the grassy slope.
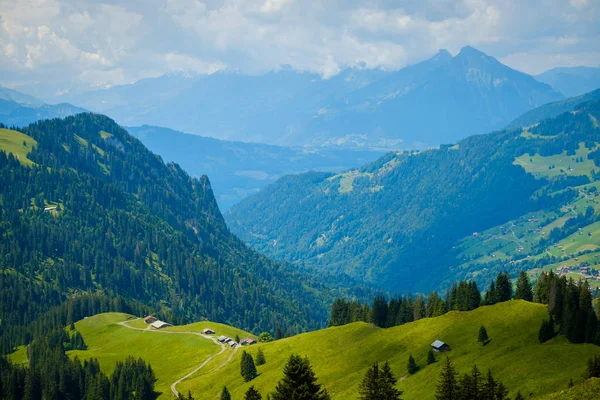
[0,128,38,166]
[546,378,600,399]
[69,313,252,397]
[180,301,598,400]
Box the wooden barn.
[143,315,157,324]
[150,320,172,330]
[202,328,215,334]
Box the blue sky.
[1,0,599,94]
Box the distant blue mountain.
[0,86,86,127]
[127,125,385,210]
[60,47,563,149]
[536,66,600,97]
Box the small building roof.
[217,335,227,341]
[151,320,171,329]
[431,340,446,348]
[202,328,215,333]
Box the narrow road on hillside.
[117,319,237,397]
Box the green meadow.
[0,128,38,166]
[178,301,597,400]
[69,313,246,397]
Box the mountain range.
[226,97,600,292]
[51,46,566,150]
[0,85,86,127]
[536,66,600,97]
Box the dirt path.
[117,319,232,397]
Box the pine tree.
[236,334,241,343]
[568,378,574,388]
[271,354,330,400]
[241,351,258,382]
[478,325,489,345]
[380,362,403,400]
[372,296,389,327]
[358,362,402,400]
[407,354,418,374]
[495,272,513,302]
[427,348,436,365]
[587,354,600,378]
[496,382,510,400]
[484,281,496,305]
[221,386,232,400]
[515,270,533,301]
[256,348,266,366]
[358,363,380,400]
[435,358,458,400]
[483,369,497,400]
[245,386,262,400]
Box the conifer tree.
[483,369,497,400]
[435,358,458,400]
[271,354,330,400]
[358,363,380,400]
[372,296,389,327]
[568,378,574,388]
[427,348,436,365]
[407,354,418,374]
[478,325,489,345]
[380,362,403,400]
[515,270,533,301]
[358,362,402,400]
[256,348,266,366]
[495,272,513,302]
[245,386,262,400]
[484,281,496,305]
[221,386,232,400]
[241,351,258,382]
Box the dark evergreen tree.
[435,358,458,400]
[245,386,262,400]
[427,348,436,365]
[484,281,497,305]
[358,362,402,400]
[495,272,513,303]
[587,354,600,378]
[271,354,330,400]
[358,363,380,400]
[221,386,232,400]
[515,271,533,301]
[372,297,389,328]
[241,351,258,382]
[478,325,489,345]
[256,348,266,366]
[380,362,403,400]
[407,355,418,375]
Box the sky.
[1,0,599,96]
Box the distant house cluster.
[143,315,172,330]
[217,335,257,348]
[557,264,599,279]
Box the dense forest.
[227,100,600,292]
[0,113,334,354]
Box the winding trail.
[117,319,237,397]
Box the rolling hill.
[58,47,561,149]
[226,99,600,292]
[127,125,384,210]
[0,113,332,346]
[507,89,600,129]
[63,301,599,399]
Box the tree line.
[329,271,532,328]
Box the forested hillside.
[227,100,600,292]
[0,114,331,351]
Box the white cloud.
[0,0,598,95]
